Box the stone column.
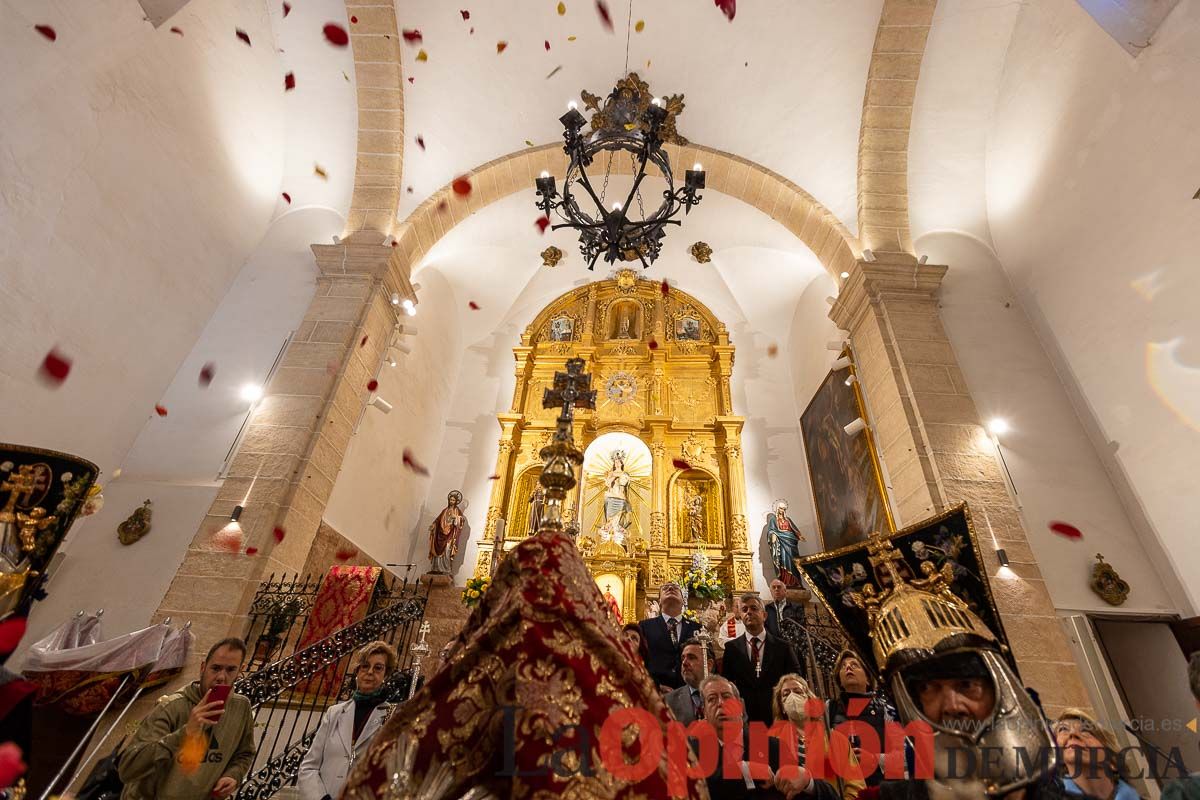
[474,414,521,578]
[718,418,753,591]
[152,235,415,668]
[714,336,735,416]
[646,420,670,591]
[510,346,533,411]
[829,255,1090,718]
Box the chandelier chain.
[623,0,633,77]
[600,150,614,207]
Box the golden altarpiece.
[472,269,754,621]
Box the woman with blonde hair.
[1052,708,1143,799]
[772,673,865,800]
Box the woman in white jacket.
[298,640,399,800]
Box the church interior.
[2,0,1199,797]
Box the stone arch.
[388,143,862,282]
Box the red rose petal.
[284,71,295,90]
[436,200,448,212]
[660,279,669,296]
[155,404,168,417]
[452,176,472,195]
[402,29,423,43]
[367,379,378,392]
[416,135,425,150]
[360,335,369,348]
[408,76,415,84]
[406,186,414,193]
[545,39,551,50]
[0,617,28,654]
[1049,521,1083,540]
[496,41,508,53]
[350,15,358,24]
[648,338,658,350]
[281,191,291,204]
[169,26,184,36]
[313,164,327,179]
[236,28,251,46]
[245,546,259,555]
[672,458,691,471]
[535,215,550,233]
[402,448,430,476]
[595,0,613,31]
[323,23,349,46]
[335,546,358,561]
[470,26,475,34]
[39,348,72,386]
[282,2,291,17]
[0,743,25,789]
[199,362,216,386]
[488,473,501,480]
[767,343,778,357]
[34,25,57,42]
[460,10,470,20]
[715,0,736,21]
[273,526,286,543]
[468,301,480,310]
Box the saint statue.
[603,451,631,527]
[427,490,465,574]
[766,499,806,587]
[603,583,623,624]
[685,483,705,543]
[527,486,545,534]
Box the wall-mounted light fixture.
[843,417,867,436]
[995,548,1010,568]
[831,356,852,371]
[862,248,876,263]
[230,505,244,522]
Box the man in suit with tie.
[664,638,714,723]
[638,581,701,691]
[720,592,801,723]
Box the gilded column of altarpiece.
[473,270,753,619]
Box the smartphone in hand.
[207,683,232,716]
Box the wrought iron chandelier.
[535,73,705,271]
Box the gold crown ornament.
[848,532,998,672]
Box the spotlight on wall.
[393,341,412,356]
[411,282,422,292]
[230,505,244,522]
[987,417,1010,436]
[388,357,398,367]
[825,296,838,306]
[840,271,850,279]
[862,248,876,263]
[831,356,852,371]
[995,547,1010,568]
[401,299,416,316]
[391,292,401,306]
[827,340,848,351]
[918,255,929,266]
[369,395,393,414]
[384,235,396,247]
[844,374,858,387]
[240,383,264,403]
[843,417,867,436]
[332,235,342,245]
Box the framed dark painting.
[799,358,894,551]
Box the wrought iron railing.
[233,579,431,800]
[243,570,409,673]
[779,601,852,700]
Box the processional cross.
[535,358,597,536]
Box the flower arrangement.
[461,575,491,608]
[682,564,725,601]
[682,609,699,624]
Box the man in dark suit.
[664,638,713,723]
[638,581,700,691]
[721,592,801,723]
[764,579,804,639]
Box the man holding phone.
[118,637,255,799]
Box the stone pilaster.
[153,238,416,668]
[829,256,1089,718]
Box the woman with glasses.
[298,640,399,800]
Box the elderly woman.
[826,649,903,787]
[298,640,399,800]
[1053,708,1143,800]
[772,673,865,800]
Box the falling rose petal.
[39,348,72,386]
[496,41,507,54]
[402,448,430,476]
[557,1,567,15]
[415,49,428,62]
[715,0,736,21]
[452,176,472,195]
[170,26,184,36]
[281,191,291,204]
[323,23,349,46]
[407,76,414,84]
[406,186,414,193]
[488,473,501,480]
[199,363,216,386]
[350,15,358,23]
[672,458,692,471]
[468,301,480,310]
[470,26,475,34]
[367,379,379,392]
[236,28,252,46]
[0,618,28,653]
[284,71,296,90]
[436,199,448,212]
[535,215,550,233]
[767,343,778,357]
[314,164,327,179]
[360,334,369,348]
[524,139,534,146]
[273,526,286,543]
[545,65,563,79]
[282,2,291,18]
[245,546,259,555]
[648,338,658,350]
[1049,521,1083,540]
[342,70,350,81]
[635,19,645,32]
[34,25,57,42]
[335,547,358,561]
[460,10,470,20]
[0,743,26,787]
[155,404,168,417]
[416,135,425,150]
[402,29,423,43]
[660,278,669,296]
[567,35,577,41]
[595,0,613,31]
[544,40,551,50]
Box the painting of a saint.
[799,364,893,551]
[549,316,574,342]
[676,316,701,341]
[609,303,640,340]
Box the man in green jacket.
[118,636,255,799]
